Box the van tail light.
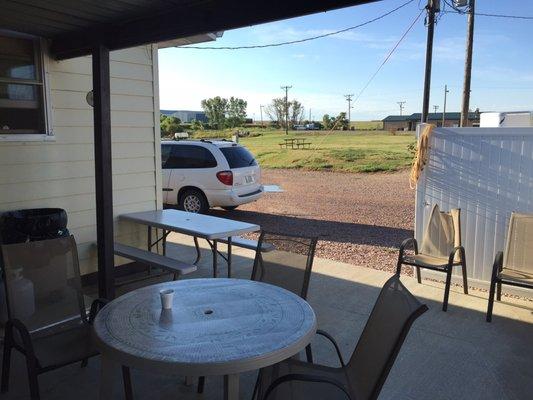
[216,170,233,186]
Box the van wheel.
[179,189,209,214]
[222,206,238,211]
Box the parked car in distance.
[161,140,263,213]
[294,123,319,130]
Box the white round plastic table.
[92,278,317,400]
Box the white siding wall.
[0,45,162,275]
[415,126,533,287]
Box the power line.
[474,12,533,20]
[442,1,533,20]
[175,0,416,50]
[353,7,425,105]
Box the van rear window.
[220,146,257,169]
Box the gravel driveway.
[210,169,415,274]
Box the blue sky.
[158,0,533,120]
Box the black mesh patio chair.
[0,236,112,399]
[197,231,318,394]
[486,213,533,322]
[254,275,428,400]
[250,231,318,299]
[396,204,468,311]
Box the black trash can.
[0,208,69,244]
[0,208,69,324]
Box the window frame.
[0,30,53,142]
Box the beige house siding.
[0,45,162,275]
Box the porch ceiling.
[0,0,380,60]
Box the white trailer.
[480,111,533,127]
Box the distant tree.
[160,115,181,137]
[190,119,204,130]
[265,98,285,128]
[226,97,248,128]
[201,96,228,129]
[335,112,350,130]
[201,96,248,129]
[265,97,305,129]
[289,100,304,127]
[322,114,333,130]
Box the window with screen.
[0,33,47,135]
[162,145,217,169]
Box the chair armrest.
[88,298,110,324]
[263,373,352,400]
[448,246,465,265]
[399,238,418,256]
[316,329,345,367]
[5,318,35,359]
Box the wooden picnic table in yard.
[278,137,312,149]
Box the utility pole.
[281,85,292,135]
[421,0,440,123]
[460,0,475,127]
[259,105,264,128]
[442,84,449,126]
[309,108,312,122]
[344,94,354,123]
[433,105,439,114]
[397,101,406,116]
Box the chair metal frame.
[486,213,533,322]
[251,230,318,300]
[0,236,110,400]
[257,275,428,400]
[396,205,468,311]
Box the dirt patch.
[210,169,415,274]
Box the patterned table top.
[92,279,317,375]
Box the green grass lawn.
[349,120,383,130]
[189,128,416,173]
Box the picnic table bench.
[278,137,312,149]
[218,236,275,252]
[114,242,197,280]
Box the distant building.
[161,110,208,123]
[382,112,480,131]
[381,115,412,131]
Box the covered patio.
[0,0,381,299]
[2,236,532,399]
[1,1,532,399]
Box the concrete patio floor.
[2,232,532,399]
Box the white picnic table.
[93,278,317,400]
[119,209,260,277]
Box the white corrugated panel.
[415,126,533,283]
